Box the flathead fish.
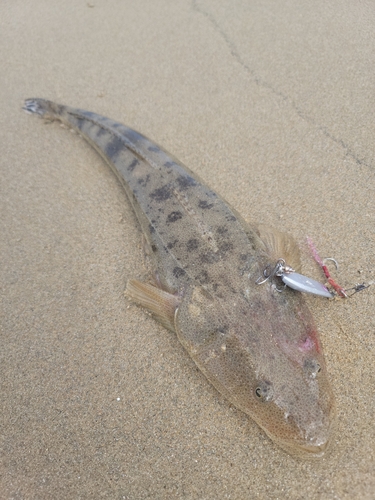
[24,98,335,458]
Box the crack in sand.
[192,0,371,170]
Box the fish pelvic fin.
[126,279,181,332]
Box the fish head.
[176,284,335,459]
[239,293,336,458]
[250,349,336,458]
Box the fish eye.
[303,358,321,378]
[255,380,273,402]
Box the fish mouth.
[262,416,336,459]
[273,431,333,459]
[262,398,336,459]
[294,441,329,459]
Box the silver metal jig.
[281,272,333,298]
[256,259,333,298]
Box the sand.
[1,1,375,498]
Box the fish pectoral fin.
[258,224,302,272]
[126,279,181,332]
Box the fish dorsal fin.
[126,279,181,332]
[258,224,302,272]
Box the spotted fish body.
[24,99,335,458]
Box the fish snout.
[298,424,333,458]
[259,374,336,459]
[272,425,333,459]
[275,402,336,459]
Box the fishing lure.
[256,258,333,298]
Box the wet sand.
[1,1,375,498]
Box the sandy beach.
[1,1,375,498]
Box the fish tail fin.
[23,98,63,120]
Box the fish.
[24,98,335,458]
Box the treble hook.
[255,259,292,285]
